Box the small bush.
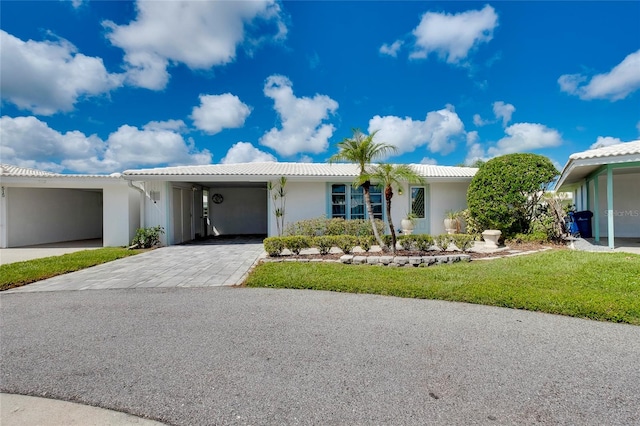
[313,236,337,255]
[434,234,451,252]
[381,234,394,248]
[335,235,358,254]
[509,232,549,244]
[282,236,311,255]
[263,237,285,256]
[286,216,385,237]
[398,235,415,251]
[358,236,375,252]
[131,226,164,248]
[415,234,434,252]
[451,234,474,252]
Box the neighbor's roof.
[0,164,122,180]
[555,140,640,190]
[122,162,478,180]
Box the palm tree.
[329,129,397,250]
[365,164,425,253]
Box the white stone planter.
[482,230,502,249]
[401,219,414,235]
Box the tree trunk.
[363,181,387,251]
[385,185,396,254]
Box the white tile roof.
[123,162,478,179]
[0,164,61,177]
[569,140,640,160]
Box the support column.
[606,165,614,249]
[593,177,600,242]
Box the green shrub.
[415,234,434,252]
[263,237,285,256]
[358,236,375,252]
[313,236,337,255]
[131,226,164,248]
[509,232,550,244]
[450,234,474,252]
[335,235,358,254]
[286,216,385,237]
[381,234,394,249]
[398,235,415,251]
[282,236,311,255]
[434,234,451,252]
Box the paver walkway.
[4,237,265,293]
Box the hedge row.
[263,233,475,257]
[284,217,385,237]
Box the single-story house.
[555,140,640,248]
[121,163,478,246]
[0,164,140,248]
[1,162,477,248]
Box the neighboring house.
[555,140,640,248]
[122,163,478,246]
[0,164,140,248]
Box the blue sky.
[1,1,639,173]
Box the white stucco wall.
[208,187,268,235]
[103,186,139,247]
[428,182,470,235]
[593,173,640,237]
[268,181,327,236]
[139,180,170,246]
[6,187,103,247]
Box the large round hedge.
[467,153,558,235]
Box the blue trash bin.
[574,211,593,238]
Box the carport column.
[606,165,614,249]
[593,177,600,242]
[103,185,133,247]
[0,186,7,248]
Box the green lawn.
[245,250,640,325]
[0,248,144,291]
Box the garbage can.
[574,211,593,238]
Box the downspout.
[128,180,146,229]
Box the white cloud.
[259,75,338,157]
[0,30,123,115]
[0,115,211,173]
[368,105,465,156]
[410,5,498,64]
[190,93,251,135]
[104,0,286,90]
[473,114,489,127]
[299,155,314,163]
[221,142,276,164]
[590,136,623,149]
[420,157,438,165]
[380,40,404,57]
[464,143,487,166]
[558,49,640,101]
[488,123,562,156]
[466,130,479,146]
[492,101,515,127]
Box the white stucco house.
[1,162,478,248]
[555,140,640,248]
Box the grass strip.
[1,248,144,291]
[245,250,640,325]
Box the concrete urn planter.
[401,219,414,235]
[482,230,502,249]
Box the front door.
[410,186,429,234]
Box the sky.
[1,0,639,174]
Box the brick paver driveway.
[4,237,265,293]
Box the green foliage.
[1,248,143,291]
[381,234,394,248]
[358,236,375,252]
[313,236,337,255]
[450,234,474,252]
[415,234,435,252]
[268,177,287,236]
[282,236,311,255]
[335,235,358,254]
[434,234,451,252]
[263,237,286,256]
[285,217,384,237]
[246,251,640,325]
[467,153,558,236]
[508,232,550,244]
[131,226,164,248]
[398,235,415,251]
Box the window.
[411,186,425,218]
[331,184,383,220]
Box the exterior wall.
[267,181,327,236]
[208,186,268,235]
[103,186,139,247]
[594,173,640,237]
[428,182,470,235]
[140,180,170,246]
[6,187,102,247]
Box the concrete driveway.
[0,239,103,265]
[1,287,639,425]
[4,237,265,293]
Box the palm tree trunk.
[362,181,387,251]
[385,186,396,254]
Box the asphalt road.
[1,287,639,425]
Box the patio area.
[570,237,640,255]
